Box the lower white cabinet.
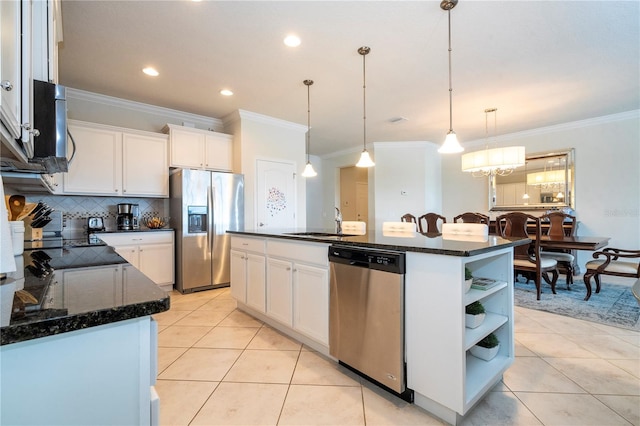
[0,317,157,425]
[99,231,175,291]
[230,236,330,347]
[230,236,266,311]
[266,257,293,324]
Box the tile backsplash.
[24,195,169,235]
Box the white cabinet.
[405,247,514,424]
[0,0,23,140]
[1,0,60,161]
[99,231,175,292]
[266,257,293,325]
[63,120,169,197]
[230,236,266,311]
[164,124,233,171]
[265,239,329,345]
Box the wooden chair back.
[496,212,558,300]
[453,212,490,224]
[417,213,446,233]
[541,211,576,237]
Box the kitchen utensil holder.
[24,217,43,241]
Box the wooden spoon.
[16,202,37,221]
[8,195,25,221]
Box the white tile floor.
[154,287,640,426]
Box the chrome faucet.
[335,207,343,234]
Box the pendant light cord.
[447,9,453,133]
[362,50,367,150]
[307,82,311,162]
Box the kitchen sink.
[285,232,356,238]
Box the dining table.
[532,235,610,251]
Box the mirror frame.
[489,148,574,211]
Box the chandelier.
[301,79,317,177]
[461,108,525,177]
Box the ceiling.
[58,1,639,157]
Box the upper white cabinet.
[64,120,169,197]
[0,0,25,141]
[163,124,233,171]
[1,0,60,161]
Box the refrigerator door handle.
[210,185,216,251]
[207,185,214,252]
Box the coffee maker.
[116,203,140,230]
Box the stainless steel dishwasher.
[328,245,413,402]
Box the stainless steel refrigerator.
[170,169,244,293]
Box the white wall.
[305,154,324,228]
[372,142,442,230]
[442,111,640,268]
[224,110,307,229]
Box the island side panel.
[406,251,466,414]
[405,246,515,419]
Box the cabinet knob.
[286,267,291,271]
[1,80,13,91]
[20,123,40,137]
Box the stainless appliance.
[87,217,105,232]
[116,203,138,230]
[32,80,70,173]
[170,169,244,293]
[328,245,412,401]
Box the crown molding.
[462,109,640,148]
[223,109,306,133]
[66,88,224,131]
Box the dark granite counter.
[0,245,170,345]
[228,228,530,257]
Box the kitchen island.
[0,244,169,425]
[228,228,528,425]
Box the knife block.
[24,218,43,241]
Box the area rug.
[513,279,640,331]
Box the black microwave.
[32,79,69,173]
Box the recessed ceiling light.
[220,89,233,96]
[142,67,159,77]
[284,34,301,47]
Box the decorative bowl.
[142,217,169,229]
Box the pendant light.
[438,0,464,154]
[356,46,375,168]
[301,79,317,177]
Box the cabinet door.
[139,243,174,286]
[63,265,122,314]
[293,263,329,344]
[64,124,122,194]
[266,258,293,325]
[230,249,247,302]
[169,127,204,168]
[0,0,22,139]
[246,253,266,313]
[115,245,140,268]
[204,133,232,171]
[122,133,168,197]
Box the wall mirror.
[490,148,574,211]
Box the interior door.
[256,159,296,230]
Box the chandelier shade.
[461,146,526,174]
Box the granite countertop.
[228,228,530,256]
[0,245,170,346]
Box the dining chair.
[417,213,446,233]
[540,212,577,287]
[583,248,640,301]
[401,214,419,232]
[452,212,490,225]
[496,212,559,300]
